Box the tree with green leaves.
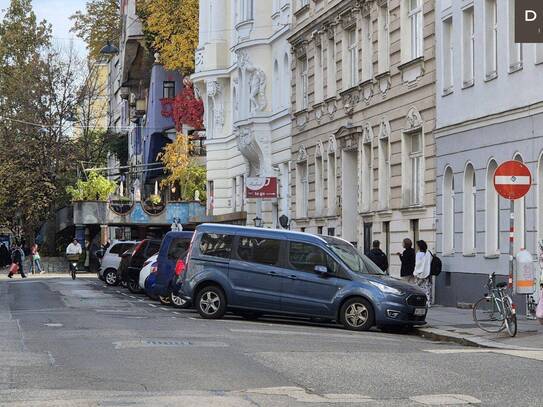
[70,0,120,61]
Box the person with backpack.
[8,244,27,279]
[413,240,432,306]
[367,240,389,273]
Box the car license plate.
[414,308,426,316]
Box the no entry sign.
[494,160,532,200]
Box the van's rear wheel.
[104,269,118,286]
[196,286,226,319]
[340,298,374,331]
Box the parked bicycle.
[473,272,517,337]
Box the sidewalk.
[417,305,543,350]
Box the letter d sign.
[516,0,543,43]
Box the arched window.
[463,163,476,254]
[283,53,290,107]
[273,59,280,111]
[513,154,525,254]
[443,166,455,254]
[485,159,500,256]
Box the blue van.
[179,224,428,331]
[146,231,194,308]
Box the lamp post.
[253,216,263,228]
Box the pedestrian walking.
[31,244,44,274]
[397,238,416,282]
[413,240,432,306]
[8,244,26,279]
[367,240,388,273]
[0,243,10,267]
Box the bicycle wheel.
[71,266,76,280]
[503,297,517,337]
[473,297,505,333]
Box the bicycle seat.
[496,282,508,288]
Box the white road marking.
[245,387,373,403]
[409,394,481,405]
[160,308,170,311]
[44,323,63,328]
[228,328,397,341]
[148,304,157,308]
[173,312,181,315]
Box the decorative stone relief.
[342,90,359,116]
[296,112,308,129]
[235,126,271,177]
[328,135,337,154]
[316,140,325,158]
[195,48,204,71]
[406,107,423,130]
[379,117,391,139]
[207,80,224,127]
[327,99,337,120]
[315,105,324,123]
[236,50,267,113]
[361,82,373,105]
[362,122,373,144]
[297,144,308,162]
[378,75,391,97]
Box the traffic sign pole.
[509,203,514,290]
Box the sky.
[0,0,88,56]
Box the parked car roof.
[195,223,328,245]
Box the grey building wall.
[435,109,543,306]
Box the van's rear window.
[199,233,233,259]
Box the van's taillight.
[175,259,186,277]
[133,240,145,255]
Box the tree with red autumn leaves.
[161,82,204,131]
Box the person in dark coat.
[0,243,10,267]
[367,240,389,272]
[397,238,416,282]
[8,244,26,278]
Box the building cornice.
[435,101,543,138]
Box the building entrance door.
[363,222,373,255]
[341,150,358,244]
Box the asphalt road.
[0,275,542,406]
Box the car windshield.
[322,237,385,276]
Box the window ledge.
[293,108,309,117]
[397,56,424,72]
[324,96,337,103]
[442,87,453,97]
[484,253,501,259]
[442,251,455,257]
[484,71,498,82]
[312,101,325,109]
[375,70,391,80]
[509,62,523,74]
[399,205,426,214]
[462,252,476,257]
[358,78,374,88]
[294,4,310,18]
[339,85,359,97]
[461,79,474,89]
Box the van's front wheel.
[196,286,226,319]
[340,298,374,331]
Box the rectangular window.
[378,138,390,209]
[408,0,423,59]
[296,162,308,218]
[315,43,324,103]
[207,180,214,214]
[199,233,233,259]
[327,152,337,215]
[378,3,390,73]
[315,155,324,215]
[442,17,453,93]
[326,36,336,97]
[508,0,522,72]
[299,0,309,9]
[240,0,254,21]
[361,15,372,81]
[409,132,423,206]
[462,7,474,87]
[348,28,358,87]
[167,238,191,260]
[163,81,175,99]
[361,142,372,211]
[288,242,338,273]
[298,56,308,110]
[485,0,498,79]
[237,237,281,265]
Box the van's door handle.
[268,271,278,276]
[288,275,297,280]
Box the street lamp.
[253,216,263,228]
[99,41,119,56]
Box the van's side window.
[237,237,281,265]
[167,238,191,260]
[110,243,134,255]
[289,242,339,273]
[199,233,233,259]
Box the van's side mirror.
[314,265,328,276]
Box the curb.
[415,327,543,351]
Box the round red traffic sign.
[493,160,532,200]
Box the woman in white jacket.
[413,240,432,307]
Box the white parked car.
[99,241,138,286]
[139,254,158,291]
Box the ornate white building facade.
[192,0,292,226]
